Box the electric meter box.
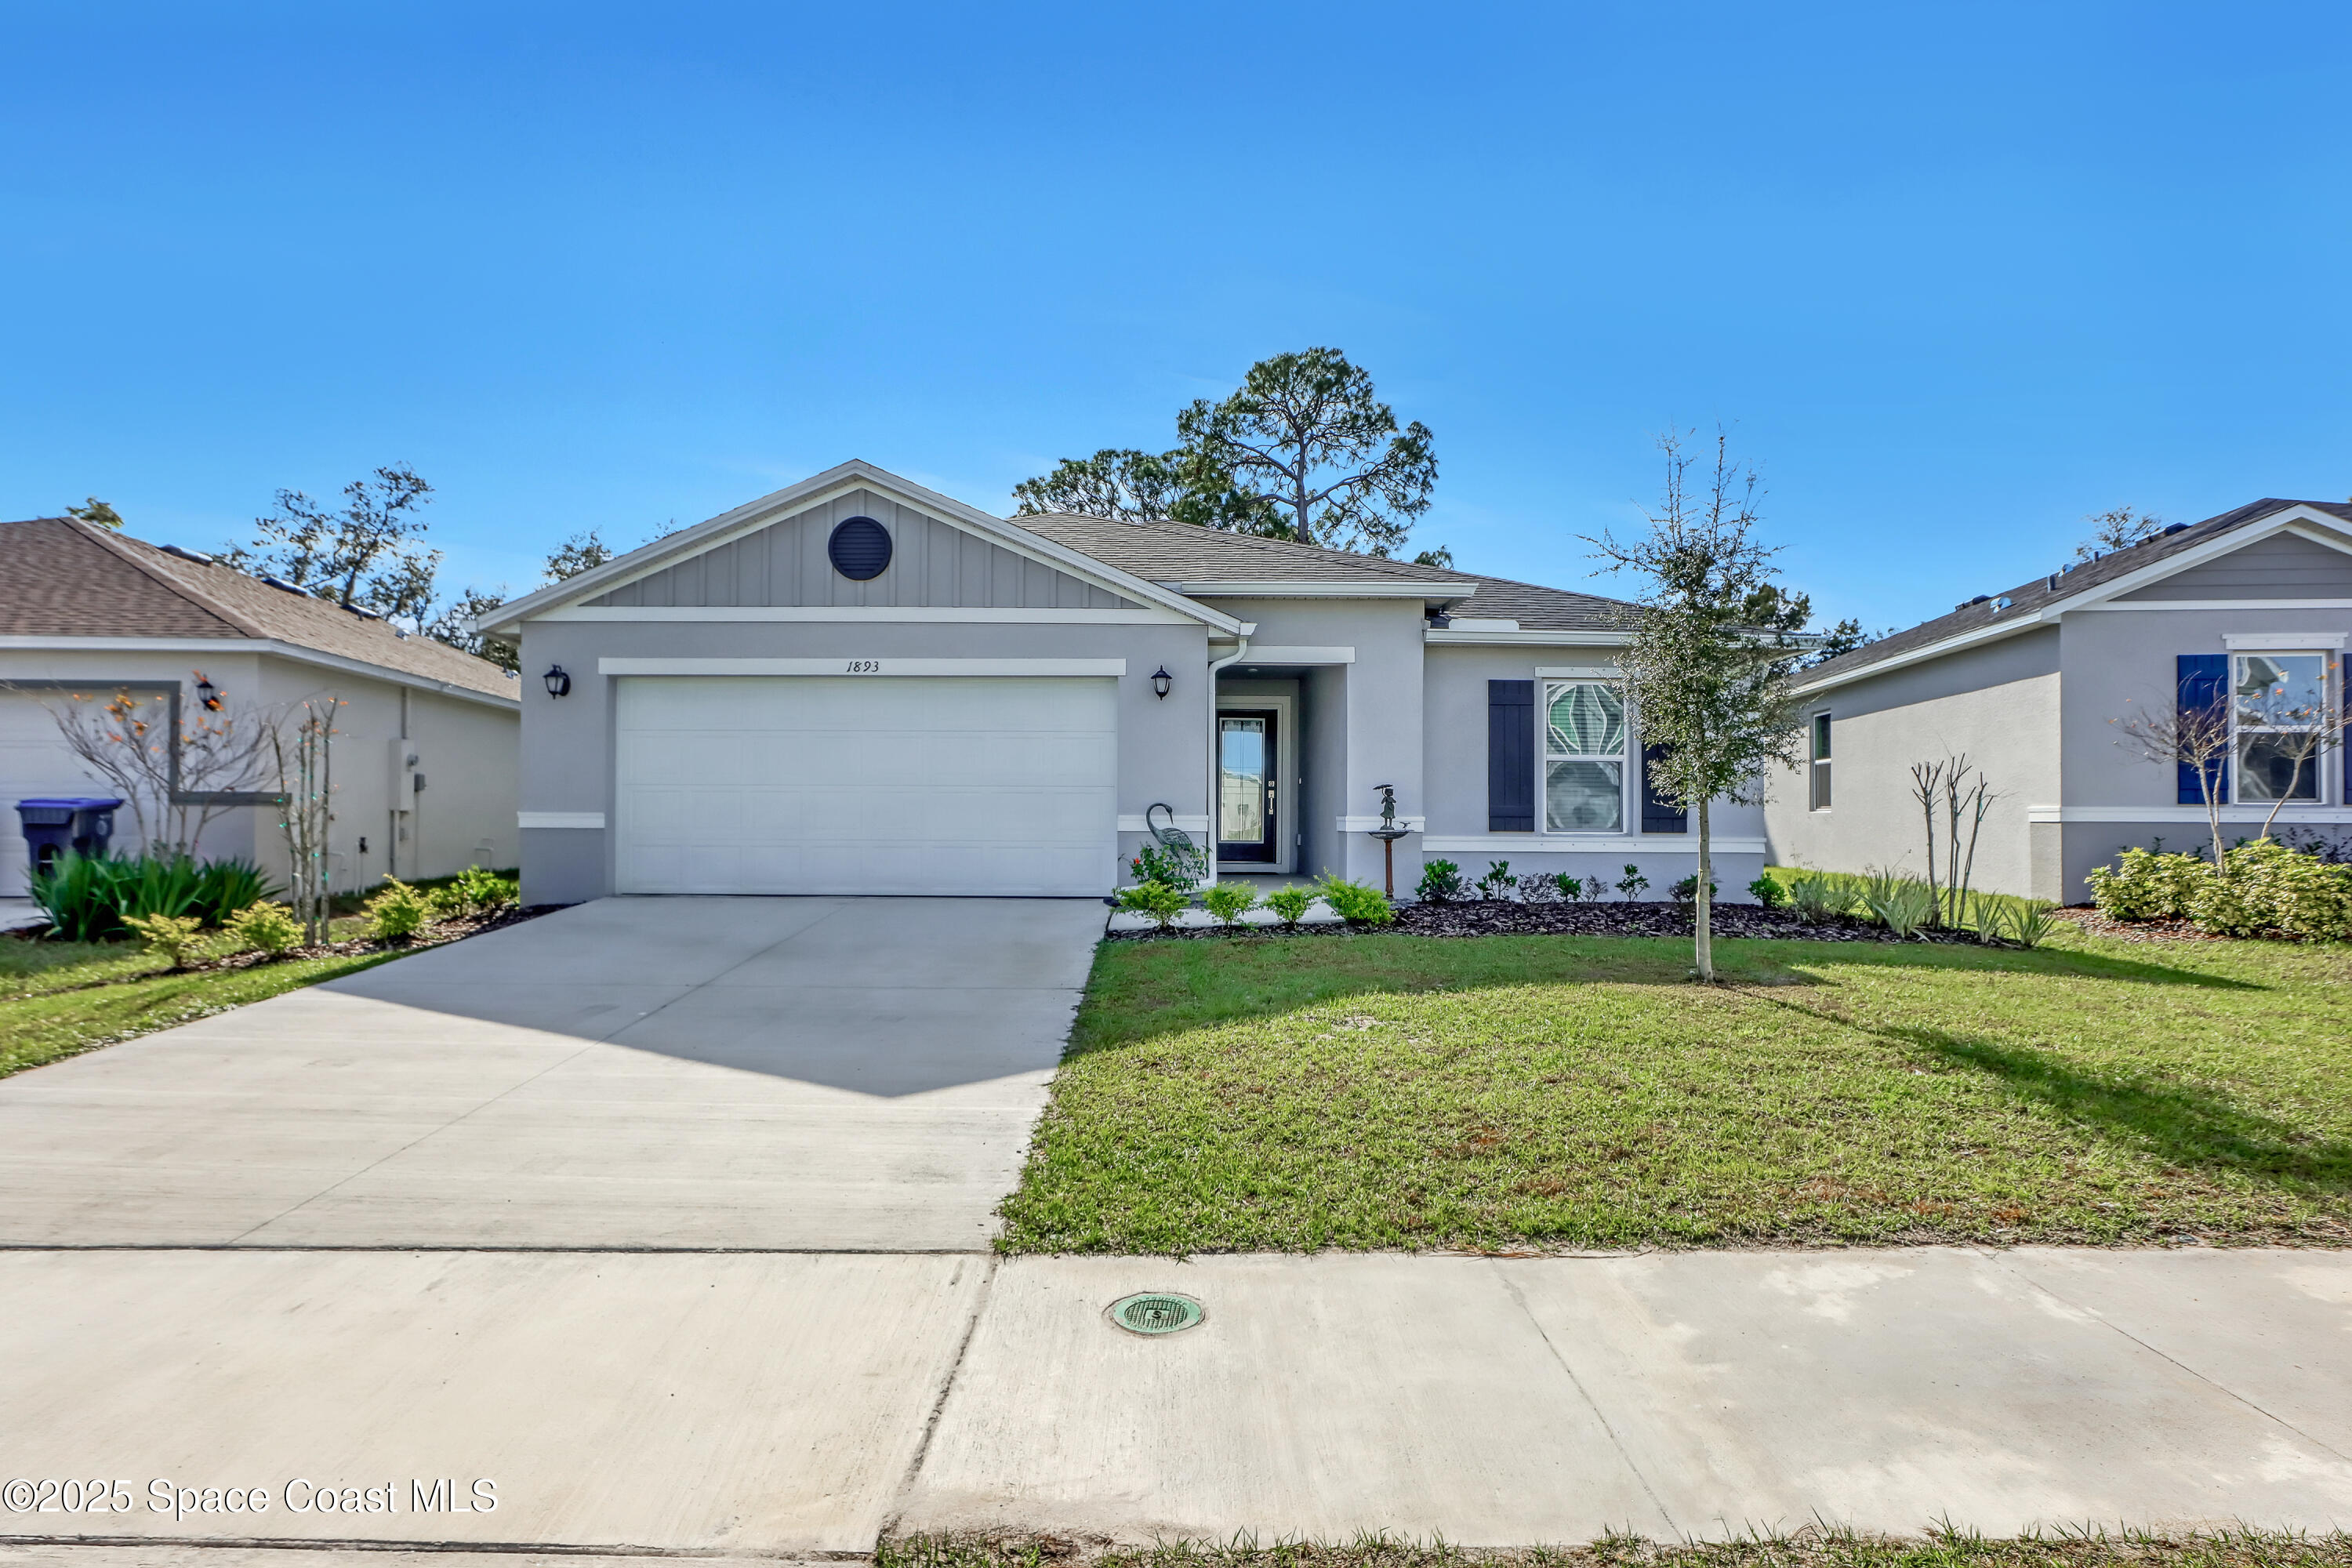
[390,740,422,812]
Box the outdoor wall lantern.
[1150,666,1172,699]
[193,673,222,711]
[543,665,573,699]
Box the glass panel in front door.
[1218,713,1277,861]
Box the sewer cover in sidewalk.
[1108,1291,1204,1335]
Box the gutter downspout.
[1203,627,1253,888]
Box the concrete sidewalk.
[5,1246,2348,1555]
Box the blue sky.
[5,2,2347,632]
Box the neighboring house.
[0,517,522,898]
[1765,499,2352,902]
[478,459,1767,905]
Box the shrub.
[1475,860,1515,901]
[1200,881,1258,927]
[366,878,434,944]
[28,852,278,942]
[441,865,520,916]
[1859,873,1936,938]
[122,911,205,970]
[1615,865,1650,902]
[1785,873,1849,923]
[1316,876,1395,925]
[226,900,306,957]
[1999,898,2061,949]
[1116,880,1189,930]
[1414,858,1465,902]
[1516,873,1559,904]
[1127,839,1207,892]
[1670,874,1719,904]
[1748,874,1788,909]
[2086,848,2209,922]
[1582,876,1610,902]
[2191,838,2352,942]
[1265,885,1314,925]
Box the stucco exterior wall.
[249,659,519,893]
[514,617,1211,905]
[1765,627,2060,896]
[2049,604,2352,897]
[1,648,517,900]
[1417,642,1767,900]
[1197,598,1428,885]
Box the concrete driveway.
[0,896,1102,1250]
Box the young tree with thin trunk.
[2111,695,2234,869]
[267,696,343,946]
[30,677,278,857]
[1588,430,1807,982]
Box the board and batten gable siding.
[2110,531,2352,601]
[590,488,1139,612]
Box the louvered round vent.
[828,517,893,580]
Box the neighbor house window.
[1544,681,1625,833]
[2232,652,2331,804]
[1809,712,1832,811]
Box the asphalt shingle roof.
[1800,499,2352,688]
[0,517,521,701]
[1008,512,1479,588]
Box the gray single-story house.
[1764,498,2352,901]
[480,459,1765,905]
[1,515,522,898]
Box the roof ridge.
[1023,510,1473,583]
[68,520,269,640]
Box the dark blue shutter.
[1640,742,1688,833]
[1487,680,1534,831]
[2176,654,2229,804]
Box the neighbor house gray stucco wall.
[2049,603,2352,898]
[1763,588,2352,902]
[1765,627,2061,898]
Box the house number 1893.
[844,660,881,673]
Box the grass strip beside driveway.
[2,925,405,1080]
[880,1532,2352,1568]
[999,929,2352,1253]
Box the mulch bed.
[1109,899,1981,945]
[2050,906,2232,944]
[193,902,560,972]
[4,903,559,981]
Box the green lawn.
[998,925,2352,1254]
[881,1529,2350,1568]
[2,917,409,1081]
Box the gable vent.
[827,517,893,580]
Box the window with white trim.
[1543,680,1625,833]
[2232,652,2332,804]
[1809,712,1832,811]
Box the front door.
[1217,710,1279,862]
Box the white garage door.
[614,676,1117,896]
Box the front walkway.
[0,896,1102,1251]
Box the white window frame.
[1541,678,1630,835]
[2228,650,2336,807]
[1809,711,1832,811]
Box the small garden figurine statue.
[1367,783,1410,895]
